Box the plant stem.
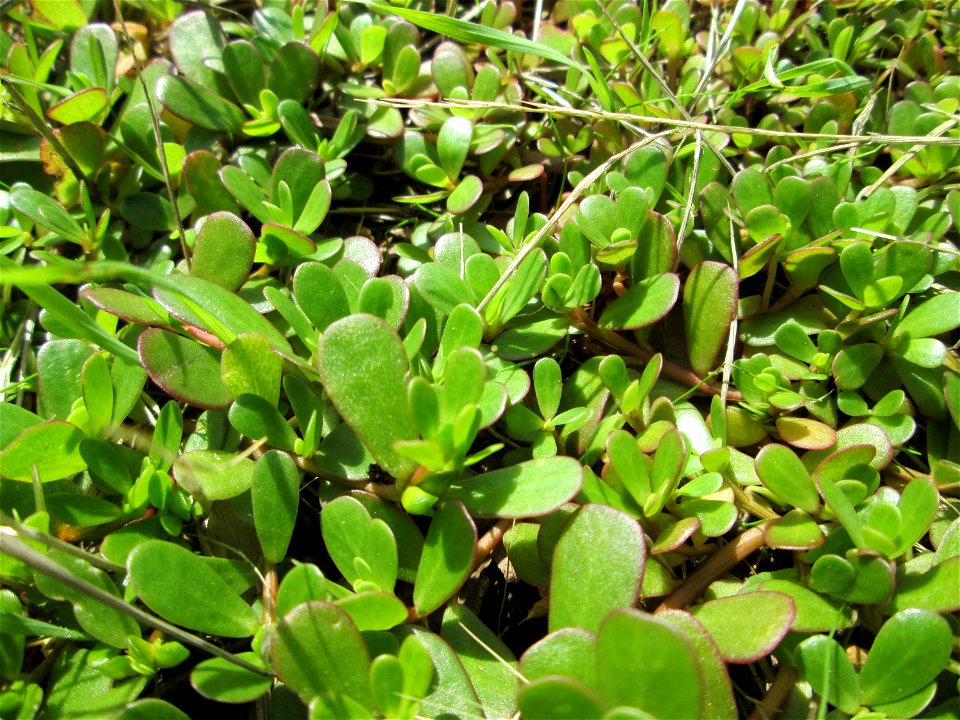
[569,308,744,401]
[2,80,101,207]
[475,519,512,567]
[766,283,806,314]
[747,663,799,720]
[656,522,769,610]
[262,564,277,624]
[0,511,126,573]
[0,529,272,676]
[254,446,403,502]
[111,0,190,269]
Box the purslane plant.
[1,1,958,719]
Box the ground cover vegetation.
[0,0,959,718]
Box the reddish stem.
[568,308,743,402]
[656,522,769,611]
[747,663,799,720]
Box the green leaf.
[832,343,884,390]
[763,510,824,551]
[293,262,350,332]
[270,148,326,226]
[119,192,174,231]
[81,352,113,433]
[370,654,404,718]
[138,329,232,409]
[859,609,953,706]
[81,286,170,327]
[114,700,191,720]
[229,394,298,451]
[755,444,819,514]
[0,421,86,482]
[437,116,472,180]
[257,223,317,265]
[629,210,676,278]
[358,276,409,330]
[252,450,299,563]
[221,333,281,405]
[267,42,319,104]
[444,456,583,518]
[886,556,960,613]
[33,551,139,648]
[173,450,255,502]
[71,23,118,93]
[795,636,861,715]
[157,75,244,133]
[550,504,645,633]
[10,187,86,244]
[191,212,255,292]
[497,249,547,325]
[520,628,598,689]
[308,693,375,720]
[335,592,408,631]
[222,40,266,108]
[756,579,853,632]
[47,88,109,124]
[896,337,948,368]
[36,339,90,421]
[294,181,331,236]
[184,150,239,216]
[273,601,373,707]
[519,678,604,720]
[399,627,481,720]
[276,564,327,617]
[152,273,292,353]
[168,10,228,90]
[813,447,876,548]
[220,165,272,224]
[656,610,738,720]
[321,496,398,593]
[47,494,123,527]
[442,604,519,720]
[598,273,680,330]
[895,479,938,556]
[688,591,796,663]
[190,652,271,704]
[597,609,704,719]
[80,439,133,494]
[533,357,562,420]
[317,314,418,481]
[413,501,477,616]
[683,262,738,376]
[127,540,258,637]
[893,292,960,340]
[446,175,484,215]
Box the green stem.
[2,79,98,201]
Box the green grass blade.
[352,0,586,72]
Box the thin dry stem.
[111,0,190,268]
[372,98,960,146]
